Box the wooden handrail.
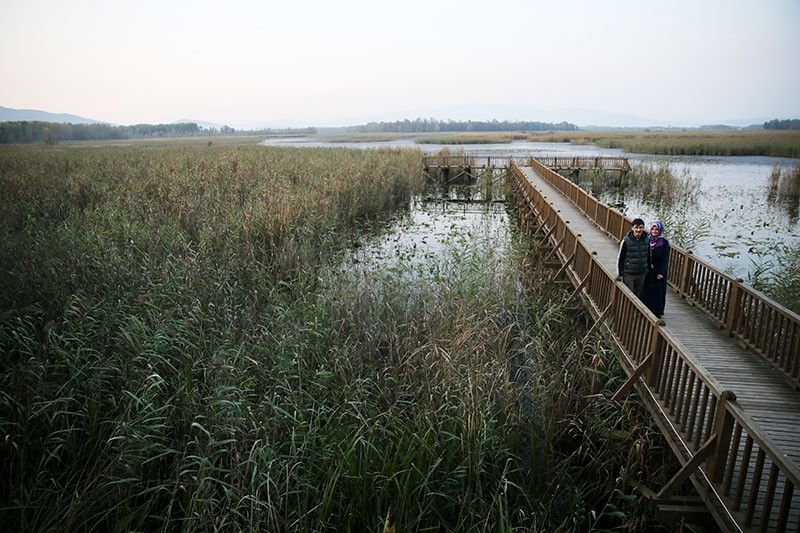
[508,160,799,532]
[532,156,631,171]
[421,155,515,168]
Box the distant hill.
[0,106,106,124]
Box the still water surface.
[263,137,799,279]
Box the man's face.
[632,223,644,238]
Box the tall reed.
[0,144,422,530]
[767,162,800,225]
[0,144,672,531]
[528,130,800,158]
[747,243,800,314]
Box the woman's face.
[650,224,660,237]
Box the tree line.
[0,117,580,144]
[336,118,579,134]
[0,121,213,144]
[763,119,800,130]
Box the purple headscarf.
[649,220,665,248]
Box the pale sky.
[2,0,798,128]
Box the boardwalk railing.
[533,156,632,172]
[421,155,630,172]
[509,160,800,532]
[421,155,515,169]
[526,157,800,390]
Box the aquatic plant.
[0,143,672,531]
[747,243,800,314]
[767,162,800,224]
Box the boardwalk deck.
[517,165,800,532]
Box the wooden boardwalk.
[513,163,800,532]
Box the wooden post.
[552,251,576,282]
[705,390,737,484]
[611,351,654,402]
[656,433,719,500]
[646,320,665,386]
[565,270,591,307]
[680,251,693,297]
[725,279,744,336]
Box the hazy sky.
[2,0,798,128]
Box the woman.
[642,220,670,318]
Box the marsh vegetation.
[0,143,674,531]
[526,130,800,159]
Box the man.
[617,218,650,297]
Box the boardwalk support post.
[552,233,581,283]
[551,250,576,282]
[656,434,718,500]
[611,351,654,403]
[564,270,592,307]
[542,233,566,264]
[582,297,615,345]
[537,222,557,250]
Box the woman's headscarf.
[649,220,665,248]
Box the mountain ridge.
[0,106,107,125]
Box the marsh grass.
[1,144,671,531]
[747,243,800,314]
[417,132,529,145]
[528,130,800,158]
[767,162,800,224]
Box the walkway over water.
[506,160,800,532]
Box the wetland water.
[344,194,511,285]
[263,137,799,280]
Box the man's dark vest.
[622,232,649,274]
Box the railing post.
[646,321,665,386]
[679,251,693,297]
[706,390,737,484]
[725,278,743,336]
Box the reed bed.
[749,164,800,312]
[768,162,800,207]
[748,244,800,314]
[1,144,669,531]
[528,130,800,158]
[416,132,529,145]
